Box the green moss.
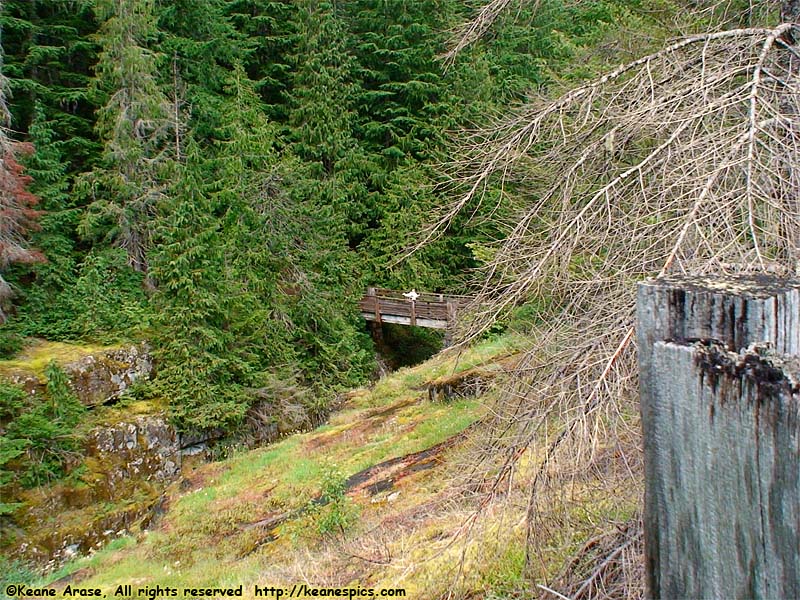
[0,340,116,379]
[89,399,168,429]
[10,481,159,565]
[21,334,537,591]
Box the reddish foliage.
[0,141,44,270]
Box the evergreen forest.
[0,0,654,430]
[1,0,798,596]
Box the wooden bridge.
[359,288,473,329]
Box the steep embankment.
[0,341,173,568]
[38,336,532,598]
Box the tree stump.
[637,274,800,599]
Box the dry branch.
[433,18,800,599]
[442,1,784,66]
[441,0,540,66]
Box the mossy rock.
[63,345,152,407]
[0,340,153,407]
[0,340,111,379]
[2,413,179,567]
[427,368,492,402]
[11,490,161,567]
[426,354,519,402]
[83,415,181,500]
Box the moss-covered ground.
[20,333,638,599]
[0,340,113,380]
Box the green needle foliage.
[0,0,664,436]
[156,0,244,141]
[150,148,252,429]
[0,363,84,497]
[80,0,171,274]
[0,0,99,171]
[310,464,358,538]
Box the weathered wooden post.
[637,274,800,599]
[443,300,458,347]
[366,287,381,324]
[365,287,384,346]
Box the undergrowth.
[20,332,639,598]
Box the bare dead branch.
[442,0,785,67]
[441,0,540,67]
[435,20,800,598]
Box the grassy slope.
[39,336,525,595]
[40,333,638,598]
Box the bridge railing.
[365,287,474,305]
[359,288,474,328]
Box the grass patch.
[0,340,114,379]
[32,334,525,592]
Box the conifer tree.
[338,0,465,276]
[290,1,358,173]
[226,0,298,120]
[0,25,41,324]
[10,103,79,337]
[287,0,375,248]
[152,66,295,429]
[156,0,243,140]
[81,0,171,275]
[215,61,372,393]
[0,0,99,170]
[213,62,295,371]
[150,146,250,429]
[345,0,447,164]
[23,103,73,266]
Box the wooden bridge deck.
[359,287,473,329]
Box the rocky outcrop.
[427,368,493,402]
[63,344,153,406]
[10,414,179,568]
[16,498,163,571]
[1,343,177,569]
[5,372,41,396]
[85,415,181,496]
[426,354,520,402]
[3,343,153,406]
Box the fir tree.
[150,146,250,429]
[10,103,79,337]
[287,0,377,249]
[336,0,462,278]
[23,103,73,270]
[151,65,295,429]
[213,62,296,373]
[226,0,299,120]
[81,0,171,275]
[215,61,372,395]
[289,1,359,173]
[345,0,448,164]
[156,0,243,141]
[0,0,99,170]
[0,28,41,324]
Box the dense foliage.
[0,363,85,510]
[0,0,657,430]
